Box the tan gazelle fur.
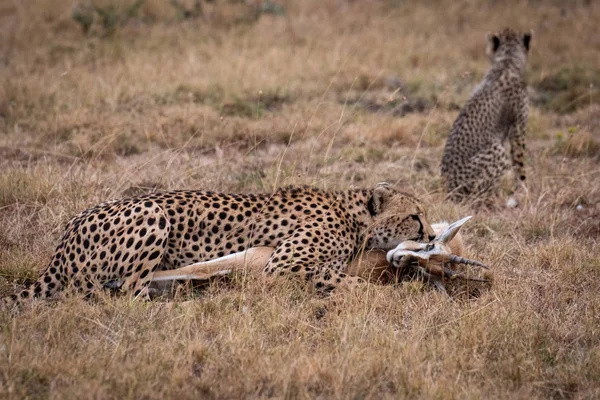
[386,216,490,293]
[151,217,489,292]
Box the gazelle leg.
[152,247,274,282]
[418,267,449,296]
[431,277,449,296]
[153,247,394,284]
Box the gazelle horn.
[449,255,490,270]
[437,216,472,244]
[443,267,490,282]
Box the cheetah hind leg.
[116,230,172,300]
[466,141,512,204]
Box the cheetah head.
[365,182,436,251]
[487,28,532,70]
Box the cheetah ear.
[523,31,533,51]
[487,32,501,53]
[492,35,500,52]
[368,182,393,216]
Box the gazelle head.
[386,216,490,283]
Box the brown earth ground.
[1,0,599,398]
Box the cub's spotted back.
[441,28,532,203]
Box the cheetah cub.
[441,28,532,206]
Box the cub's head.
[487,28,532,70]
[365,182,436,251]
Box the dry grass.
[1,0,600,398]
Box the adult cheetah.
[441,28,532,203]
[3,182,436,308]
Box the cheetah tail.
[1,293,21,315]
[2,267,65,313]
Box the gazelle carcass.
[149,216,490,295]
[385,216,490,294]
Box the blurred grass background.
[0,1,599,398]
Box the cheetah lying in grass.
[4,182,442,309]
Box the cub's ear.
[491,35,500,52]
[523,31,533,51]
[486,33,501,55]
[368,182,394,216]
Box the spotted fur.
[441,28,532,201]
[4,183,435,307]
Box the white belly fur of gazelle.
[150,216,490,292]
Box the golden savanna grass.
[1,0,600,398]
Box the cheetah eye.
[425,243,435,251]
